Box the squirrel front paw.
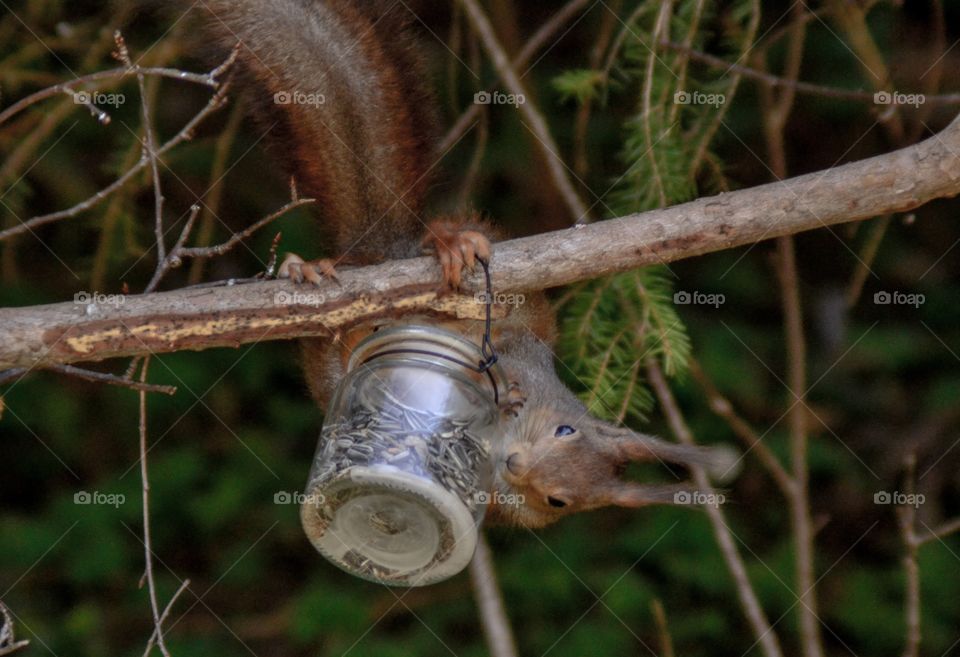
[278,253,340,285]
[421,220,491,290]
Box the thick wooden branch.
[1,114,958,371]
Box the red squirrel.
[190,0,735,528]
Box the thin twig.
[758,9,824,656]
[572,0,620,178]
[458,0,590,223]
[176,197,314,260]
[438,0,593,155]
[647,360,784,657]
[469,532,519,657]
[44,364,176,394]
[918,517,960,546]
[895,454,921,657]
[0,58,233,243]
[115,33,168,282]
[689,359,793,497]
[0,65,221,127]
[650,599,676,657]
[845,214,891,308]
[142,579,192,657]
[0,601,29,656]
[136,357,173,657]
[661,42,960,107]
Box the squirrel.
[188,0,736,528]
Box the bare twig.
[689,360,793,496]
[895,455,922,657]
[135,357,174,657]
[0,112,958,369]
[918,517,960,546]
[115,33,168,285]
[758,10,824,656]
[45,364,175,394]
[0,65,220,127]
[660,42,960,106]
[142,579,192,657]
[572,0,620,178]
[647,360,784,657]
[845,214,892,307]
[0,601,29,657]
[469,532,518,657]
[650,599,676,657]
[458,0,591,222]
[145,194,313,293]
[0,57,233,243]
[176,197,313,260]
[439,0,593,155]
[187,102,246,284]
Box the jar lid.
[301,465,478,586]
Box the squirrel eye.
[547,496,568,508]
[554,425,576,437]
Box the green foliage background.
[1,2,959,657]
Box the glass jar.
[300,324,505,586]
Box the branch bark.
[1,113,958,370]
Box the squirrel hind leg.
[421,217,494,290]
[278,253,340,285]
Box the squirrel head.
[488,336,739,528]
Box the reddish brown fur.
[189,0,736,528]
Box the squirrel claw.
[279,253,340,285]
[422,221,491,290]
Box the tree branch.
[0,113,958,370]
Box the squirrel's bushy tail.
[191,0,438,261]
